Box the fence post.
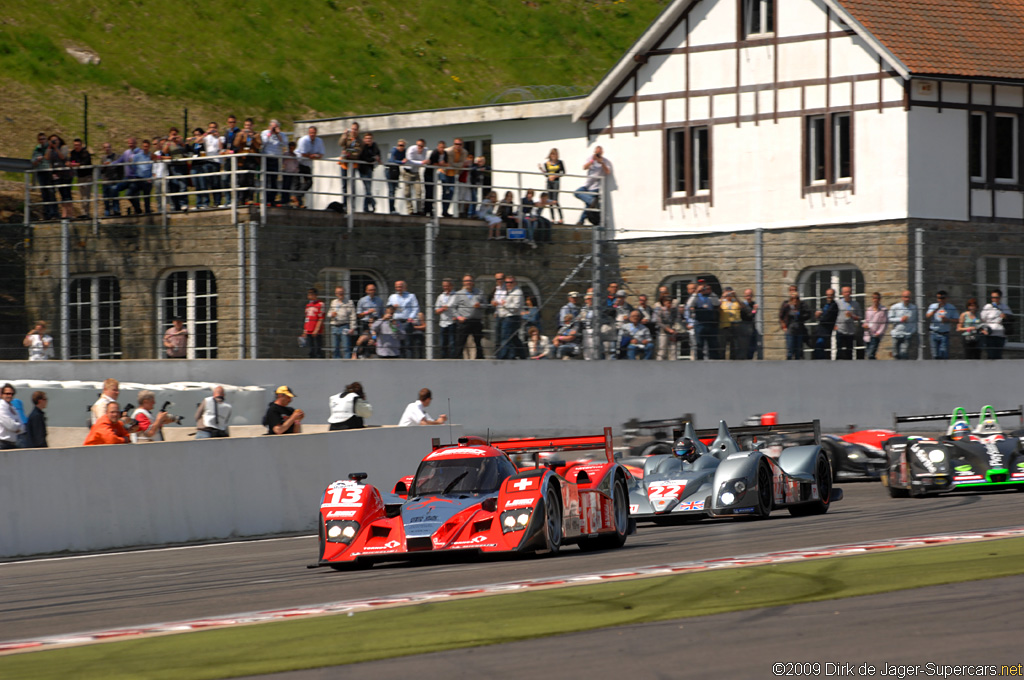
[915,227,924,361]
[230,155,238,224]
[755,227,764,360]
[425,217,436,360]
[590,176,604,358]
[259,154,267,223]
[23,171,31,233]
[347,160,355,233]
[60,219,69,360]
[91,165,100,232]
[249,218,259,359]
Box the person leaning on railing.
[68,138,92,218]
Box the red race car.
[315,429,633,569]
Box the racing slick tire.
[579,475,630,551]
[753,459,773,519]
[539,483,563,555]
[881,470,911,498]
[788,451,833,516]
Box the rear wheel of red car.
[540,483,562,555]
[579,475,629,551]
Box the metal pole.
[23,171,31,233]
[183,107,188,140]
[249,219,258,359]
[60,219,69,360]
[915,227,924,361]
[590,176,604,358]
[238,218,247,359]
[755,227,764,360]
[83,94,89,148]
[230,155,238,224]
[347,161,355,233]
[91,165,100,232]
[259,154,267,223]
[425,218,436,360]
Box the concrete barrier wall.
[0,424,461,558]
[3,359,1022,436]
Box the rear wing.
[685,420,821,446]
[491,427,615,464]
[622,415,693,440]
[892,406,1023,431]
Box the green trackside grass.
[4,537,1024,680]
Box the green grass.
[3,537,1024,680]
[0,0,667,154]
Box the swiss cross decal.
[513,478,534,491]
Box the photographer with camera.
[130,390,174,443]
[84,401,135,446]
[195,385,232,439]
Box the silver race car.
[626,420,842,521]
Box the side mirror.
[544,459,565,471]
[348,472,368,483]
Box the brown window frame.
[739,0,776,41]
[664,125,713,207]
[803,111,854,195]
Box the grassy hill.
[0,0,667,157]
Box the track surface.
[2,484,1023,643]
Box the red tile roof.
[840,0,1024,80]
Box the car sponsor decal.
[325,510,357,519]
[510,478,536,492]
[504,498,534,509]
[452,535,496,548]
[629,504,639,513]
[405,498,457,511]
[358,540,402,553]
[15,526,1024,654]
[678,500,705,511]
[983,442,1004,468]
[426,447,491,460]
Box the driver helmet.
[673,437,700,464]
[951,422,970,441]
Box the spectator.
[31,132,58,220]
[779,285,810,360]
[337,122,362,211]
[469,156,491,218]
[387,280,420,358]
[404,138,428,215]
[980,289,1012,359]
[113,137,144,215]
[925,290,958,360]
[494,275,525,360]
[328,382,372,430]
[634,294,655,331]
[580,292,601,360]
[91,378,121,424]
[739,289,758,360]
[598,283,625,359]
[718,287,743,360]
[522,294,541,331]
[0,384,26,450]
[553,313,582,359]
[98,142,121,216]
[27,390,48,448]
[303,287,325,358]
[813,288,838,360]
[328,286,357,360]
[888,290,918,360]
[479,191,503,239]
[195,386,232,438]
[281,141,299,207]
[686,279,720,360]
[956,298,982,360]
[424,140,448,217]
[497,191,518,231]
[574,146,612,225]
[233,118,262,205]
[835,286,863,360]
[264,386,304,435]
[188,127,213,209]
[559,291,582,325]
[163,128,190,211]
[163,317,188,359]
[150,137,168,209]
[456,144,475,218]
[357,132,381,212]
[521,188,539,247]
[222,115,241,153]
[654,289,679,361]
[435,278,457,359]
[260,119,288,207]
[372,305,404,358]
[354,283,385,358]
[385,138,407,214]
[452,274,486,359]
[862,292,888,360]
[446,138,469,217]
[23,320,54,361]
[295,126,325,209]
[527,325,553,359]
[68,138,92,218]
[398,388,448,426]
[84,401,132,446]
[409,311,427,359]
[199,122,224,208]
[533,193,556,243]
[133,139,155,214]
[45,134,74,220]
[621,310,654,360]
[131,390,171,444]
[539,148,565,223]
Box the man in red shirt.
[303,287,325,358]
[84,401,133,446]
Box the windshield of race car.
[411,456,517,496]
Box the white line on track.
[0,535,314,566]
[3,525,1023,655]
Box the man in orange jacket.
[84,401,135,445]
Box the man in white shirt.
[131,390,171,443]
[387,280,420,358]
[398,388,448,426]
[198,122,224,207]
[493,275,525,360]
[434,278,457,358]
[0,383,26,449]
[404,138,429,215]
[260,119,289,206]
[91,378,121,425]
[980,288,1013,360]
[195,385,233,438]
[294,126,325,208]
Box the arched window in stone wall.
[977,256,1022,344]
[798,265,865,358]
[315,268,386,304]
[160,270,217,359]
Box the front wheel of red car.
[540,483,562,555]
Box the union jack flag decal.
[679,500,705,511]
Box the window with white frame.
[69,275,122,359]
[806,113,852,187]
[741,0,774,38]
[979,257,1022,343]
[161,270,217,358]
[668,126,711,201]
[799,266,865,356]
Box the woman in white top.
[24,321,54,361]
[328,382,373,430]
[527,325,553,360]
[479,190,503,239]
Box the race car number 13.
[324,487,363,506]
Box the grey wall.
[0,424,461,558]
[3,359,1023,436]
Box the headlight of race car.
[928,449,945,463]
[734,480,747,494]
[720,491,735,505]
[325,520,360,544]
[500,509,533,533]
[719,478,749,506]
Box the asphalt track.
[2,483,1023,648]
